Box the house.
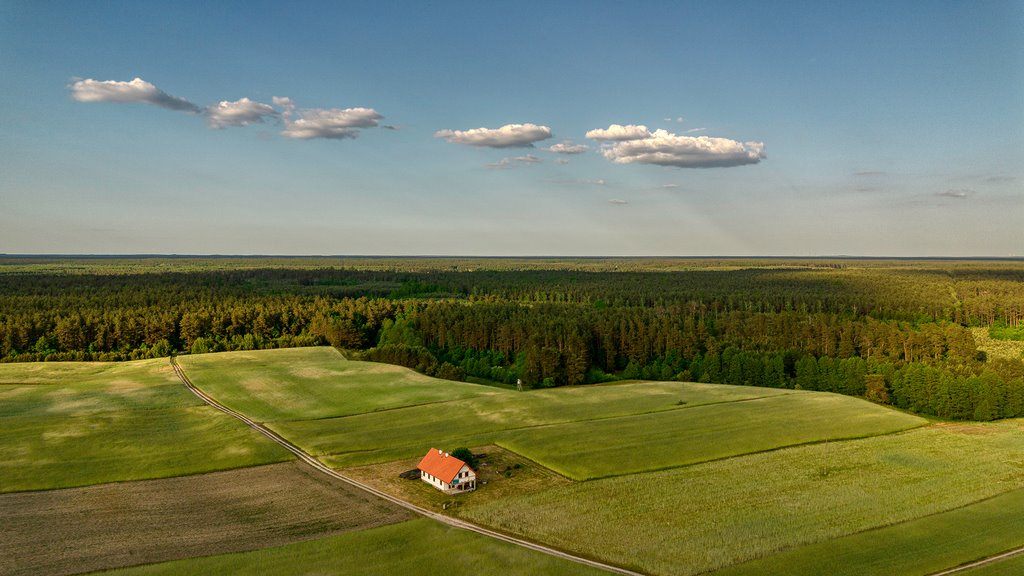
[417,448,477,494]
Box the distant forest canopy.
[1,256,1023,421]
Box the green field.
[94,518,609,576]
[278,379,796,464]
[8,347,1021,576]
[175,347,498,421]
[198,349,920,475]
[498,392,926,479]
[711,486,1024,576]
[461,421,1024,576]
[0,359,291,492]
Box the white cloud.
[556,158,570,165]
[435,123,552,148]
[272,96,295,109]
[587,178,606,186]
[936,189,974,199]
[486,154,543,169]
[594,128,765,168]
[685,127,707,133]
[547,141,588,154]
[206,97,277,129]
[281,107,383,140]
[69,77,200,113]
[585,124,651,141]
[608,198,628,205]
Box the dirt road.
[169,356,643,576]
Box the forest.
[1,256,1023,421]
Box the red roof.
[418,448,473,484]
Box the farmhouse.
[417,448,477,494]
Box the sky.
[1,1,1021,256]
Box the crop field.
[272,382,921,476]
[94,517,610,576]
[175,347,498,421]
[0,358,291,492]
[2,461,411,576]
[711,486,1024,576]
[498,392,926,479]
[461,420,1024,576]
[279,380,794,464]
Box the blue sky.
[1,1,1021,256]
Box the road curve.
[169,356,643,576]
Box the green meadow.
[175,347,498,421]
[712,486,1024,576]
[128,348,921,482]
[8,347,1024,576]
[498,392,926,479]
[462,421,1024,576]
[94,518,609,576]
[0,359,291,492]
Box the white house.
[417,448,477,494]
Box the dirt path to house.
[926,546,1024,575]
[170,356,643,576]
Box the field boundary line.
[169,356,644,576]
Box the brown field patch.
[0,461,412,576]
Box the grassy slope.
[499,392,925,480]
[93,518,610,576]
[461,421,1024,576]
[711,486,1024,576]
[175,347,498,421]
[0,359,290,492]
[282,381,794,464]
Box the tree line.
[1,259,1022,420]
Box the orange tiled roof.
[417,448,472,484]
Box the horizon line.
[1,254,1021,261]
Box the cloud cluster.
[70,77,386,142]
[206,97,278,129]
[69,77,200,113]
[587,124,765,168]
[435,123,552,148]
[70,78,768,170]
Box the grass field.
[280,380,797,465]
[0,358,291,492]
[498,392,926,480]
[711,486,1024,576]
[176,347,498,421]
[93,517,610,576]
[1,461,411,576]
[461,420,1024,576]
[276,384,922,477]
